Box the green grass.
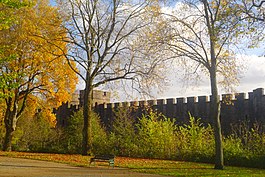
[116,157,265,176]
[133,165,265,176]
[1,151,265,176]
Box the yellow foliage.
[0,0,78,133]
[0,0,78,108]
[39,108,57,127]
[18,94,58,127]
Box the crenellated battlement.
[94,88,265,133]
[55,88,265,133]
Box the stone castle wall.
[55,88,265,133]
[94,88,265,133]
[54,89,110,127]
[79,90,111,106]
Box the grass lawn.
[0,151,265,176]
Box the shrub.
[175,113,214,162]
[224,121,265,168]
[223,135,244,163]
[13,110,62,152]
[12,109,109,154]
[8,104,265,169]
[62,110,109,155]
[91,111,110,155]
[109,106,138,156]
[136,110,177,159]
[61,110,83,154]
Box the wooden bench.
[90,155,115,167]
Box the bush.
[175,114,214,162]
[12,109,109,154]
[223,135,244,163]
[13,111,63,152]
[8,105,265,169]
[109,106,138,156]
[61,110,109,155]
[61,110,83,154]
[225,122,265,168]
[136,110,178,159]
[91,111,110,155]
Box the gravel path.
[0,156,166,177]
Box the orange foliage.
[0,0,78,108]
[21,95,57,127]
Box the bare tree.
[156,0,247,169]
[56,0,164,155]
[241,0,265,21]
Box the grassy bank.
[1,151,265,176]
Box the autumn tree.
[0,0,28,98]
[56,0,164,155]
[156,0,247,169]
[0,0,78,151]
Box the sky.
[103,50,265,102]
[153,2,265,101]
[51,0,265,102]
[157,54,265,100]
[114,3,265,102]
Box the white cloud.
[157,54,265,100]
[236,55,265,93]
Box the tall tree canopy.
[0,0,78,151]
[56,0,164,155]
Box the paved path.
[0,156,166,177]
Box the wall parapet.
[55,88,265,133]
[94,88,265,133]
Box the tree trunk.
[82,81,93,156]
[3,124,14,151]
[3,106,18,151]
[203,0,224,167]
[210,68,224,170]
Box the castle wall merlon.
[139,100,148,107]
[177,97,186,104]
[222,94,234,102]
[235,93,246,100]
[167,98,176,105]
[187,96,197,103]
[56,88,265,134]
[130,101,139,107]
[198,96,209,103]
[157,99,166,105]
